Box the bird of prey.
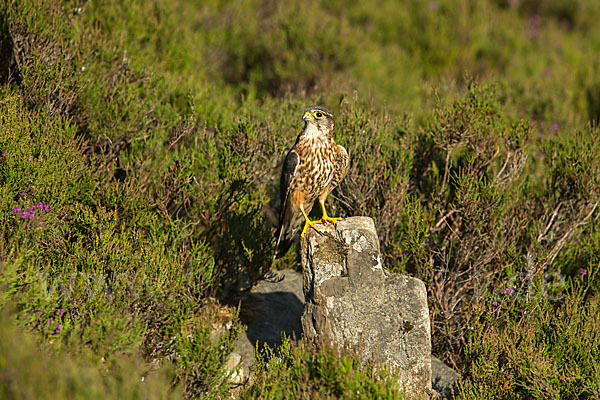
[274,105,349,260]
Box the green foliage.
[243,337,404,400]
[0,58,238,399]
[208,0,356,97]
[0,311,179,400]
[458,271,600,399]
[2,0,600,398]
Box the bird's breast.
[291,138,337,200]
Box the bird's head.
[302,105,334,138]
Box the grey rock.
[231,219,457,395]
[234,269,305,384]
[431,356,460,399]
[301,216,432,398]
[224,351,245,385]
[240,268,304,348]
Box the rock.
[239,269,304,349]
[233,268,305,386]
[301,216,432,398]
[431,356,460,399]
[224,351,245,385]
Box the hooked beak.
[302,112,311,121]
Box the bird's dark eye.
[315,112,323,118]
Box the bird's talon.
[301,219,321,237]
[263,270,285,283]
[320,216,342,225]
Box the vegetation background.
[1,0,599,398]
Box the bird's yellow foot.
[320,215,343,225]
[301,218,321,237]
[319,205,343,225]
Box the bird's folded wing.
[280,148,300,206]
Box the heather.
[1,0,599,398]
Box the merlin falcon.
[274,106,349,259]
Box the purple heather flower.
[36,309,41,315]
[59,309,65,316]
[47,319,52,324]
[12,207,21,212]
[492,301,498,307]
[22,212,28,219]
[44,205,49,211]
[29,214,34,220]
[550,122,559,131]
[580,269,587,276]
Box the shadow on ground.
[241,289,303,348]
[235,269,304,367]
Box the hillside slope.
[1,1,599,398]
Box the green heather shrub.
[243,337,404,400]
[0,311,179,400]
[0,82,239,398]
[2,0,600,398]
[459,270,600,399]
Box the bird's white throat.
[303,123,327,140]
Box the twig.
[544,201,598,266]
[432,209,459,232]
[440,147,452,195]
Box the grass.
[1,0,599,398]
